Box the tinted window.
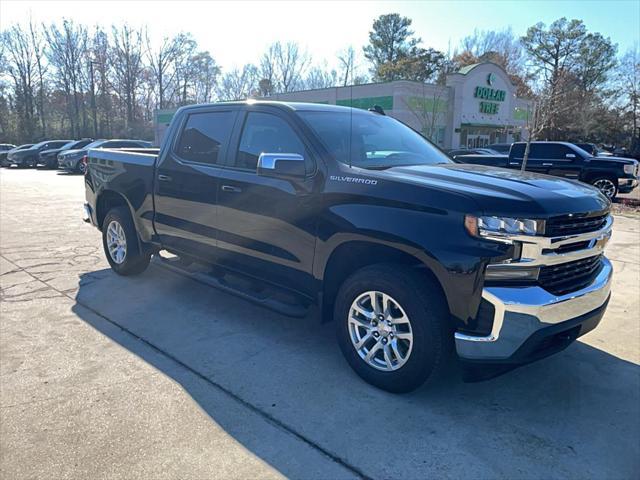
[176,111,235,165]
[529,143,572,160]
[44,141,71,150]
[119,141,146,148]
[234,112,306,171]
[510,144,525,157]
[300,111,450,169]
[71,139,93,149]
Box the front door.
[153,107,239,262]
[215,107,319,297]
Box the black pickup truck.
[454,141,639,199]
[83,101,614,392]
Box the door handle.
[221,185,242,193]
[158,174,172,182]
[509,162,521,166]
[542,163,553,166]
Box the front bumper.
[83,202,94,225]
[58,157,78,170]
[455,257,612,362]
[618,178,638,193]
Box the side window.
[175,110,234,165]
[102,141,121,148]
[234,112,306,171]
[530,143,566,160]
[510,143,525,158]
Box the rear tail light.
[82,155,89,175]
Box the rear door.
[153,106,239,261]
[215,106,319,296]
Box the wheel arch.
[96,190,132,231]
[319,240,448,323]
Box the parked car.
[38,138,93,169]
[454,141,639,199]
[58,139,152,173]
[0,144,17,165]
[8,140,72,168]
[1,144,33,167]
[485,143,512,154]
[446,148,500,158]
[83,101,613,393]
[574,143,613,157]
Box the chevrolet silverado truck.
[83,101,614,392]
[454,141,639,200]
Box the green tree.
[521,18,617,139]
[364,13,443,82]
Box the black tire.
[75,160,86,174]
[590,176,618,200]
[334,264,451,393]
[102,206,151,276]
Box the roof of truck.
[181,100,373,113]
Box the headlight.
[623,164,637,175]
[465,215,543,238]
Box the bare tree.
[45,20,88,137]
[217,64,258,101]
[2,24,38,140]
[616,46,639,138]
[110,25,144,128]
[29,20,47,137]
[305,64,337,90]
[190,51,220,103]
[402,87,448,144]
[338,46,356,86]
[146,32,191,109]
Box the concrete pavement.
[1,168,639,479]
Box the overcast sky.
[1,0,638,73]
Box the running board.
[152,253,310,318]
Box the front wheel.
[102,207,151,275]
[590,177,618,199]
[334,264,451,393]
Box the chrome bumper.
[455,214,614,361]
[82,203,93,224]
[455,258,612,360]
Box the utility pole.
[89,60,98,138]
[521,102,534,172]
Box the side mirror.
[257,153,306,179]
[566,153,576,159]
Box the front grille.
[545,212,609,237]
[539,255,603,295]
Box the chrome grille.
[545,213,609,237]
[539,255,604,296]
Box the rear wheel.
[102,207,151,275]
[334,264,451,393]
[590,177,618,199]
[76,160,86,174]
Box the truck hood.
[590,155,638,165]
[384,163,609,217]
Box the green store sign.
[474,86,505,115]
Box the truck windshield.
[299,110,452,169]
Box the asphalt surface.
[1,168,639,479]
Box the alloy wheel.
[106,220,127,264]
[348,290,414,371]
[592,179,616,199]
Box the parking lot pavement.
[1,168,639,479]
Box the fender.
[313,202,512,326]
